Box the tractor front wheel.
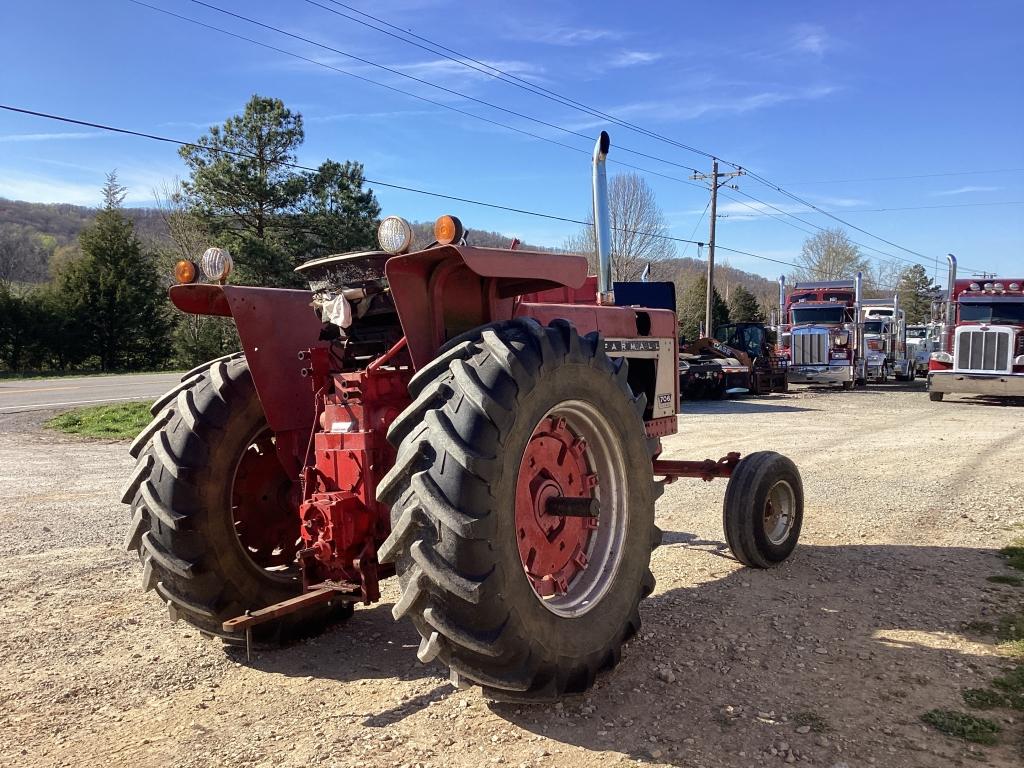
[122,356,349,643]
[723,451,803,568]
[377,319,660,700]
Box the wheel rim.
[763,479,796,545]
[514,401,628,617]
[231,426,299,582]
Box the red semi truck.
[928,255,1024,401]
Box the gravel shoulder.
[1,384,1022,768]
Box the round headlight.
[969,282,981,291]
[201,247,233,282]
[983,282,994,291]
[993,282,1005,292]
[1009,283,1021,291]
[377,216,413,255]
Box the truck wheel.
[377,318,660,700]
[122,356,350,643]
[929,391,944,402]
[723,451,803,568]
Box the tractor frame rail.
[653,452,741,483]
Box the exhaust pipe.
[592,131,614,306]
[777,275,786,325]
[854,271,865,361]
[943,254,957,351]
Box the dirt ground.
[1,383,1022,768]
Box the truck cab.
[783,277,867,390]
[928,256,1024,401]
[906,323,940,376]
[861,299,913,381]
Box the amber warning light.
[175,259,198,284]
[434,214,464,245]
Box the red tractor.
[123,133,803,700]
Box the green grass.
[46,402,152,440]
[987,574,1023,586]
[921,709,1001,745]
[1000,540,1024,572]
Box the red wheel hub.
[232,435,298,570]
[515,415,598,598]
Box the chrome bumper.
[789,364,853,385]
[928,371,1024,397]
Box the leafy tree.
[728,284,765,322]
[896,264,939,323]
[563,172,676,281]
[0,223,49,288]
[57,173,171,371]
[678,274,729,342]
[792,228,870,282]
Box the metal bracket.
[222,581,361,637]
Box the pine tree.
[727,284,765,322]
[896,264,939,324]
[57,173,171,371]
[678,275,729,342]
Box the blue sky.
[1,0,1021,281]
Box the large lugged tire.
[122,355,348,642]
[723,451,803,568]
[377,319,661,700]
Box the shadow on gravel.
[680,399,816,415]
[489,543,1020,766]
[937,395,1024,408]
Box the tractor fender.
[385,245,588,369]
[169,283,322,432]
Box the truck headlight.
[201,247,233,282]
[931,351,952,364]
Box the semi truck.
[928,255,1024,401]
[906,323,941,377]
[860,299,914,382]
[779,274,867,390]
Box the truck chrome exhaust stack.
[778,275,786,322]
[854,271,865,359]
[593,131,614,306]
[943,254,957,351]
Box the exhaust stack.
[943,253,957,351]
[854,271,865,360]
[592,131,614,305]
[777,275,786,325]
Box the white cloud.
[0,167,177,206]
[607,50,663,69]
[611,84,837,123]
[790,23,829,57]
[0,132,107,143]
[929,185,1001,197]
[503,21,620,47]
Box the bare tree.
[563,172,676,281]
[0,224,48,289]
[153,179,210,266]
[791,228,870,283]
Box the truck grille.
[954,327,1012,373]
[792,329,828,365]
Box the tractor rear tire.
[723,451,803,568]
[122,355,350,643]
[377,318,660,700]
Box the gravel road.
[1,383,1022,768]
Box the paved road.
[0,372,181,414]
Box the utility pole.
[691,160,744,337]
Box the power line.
[679,200,710,258]
[286,0,965,268]
[718,200,1024,215]
[783,168,1024,185]
[0,103,802,269]
[188,0,704,176]
[125,1,704,191]
[276,0,978,276]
